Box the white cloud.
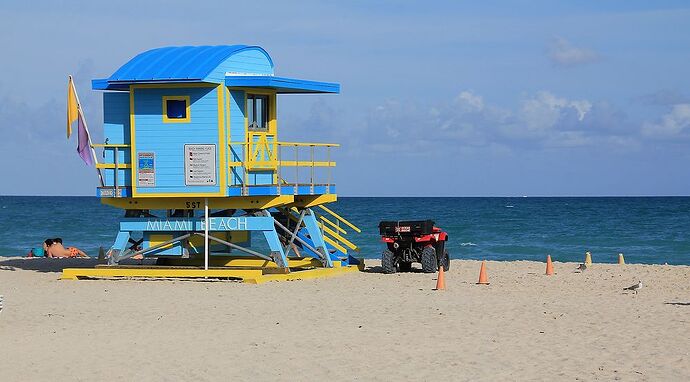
[547,36,599,67]
[287,89,644,158]
[454,91,484,112]
[348,90,610,153]
[519,91,592,131]
[642,104,690,138]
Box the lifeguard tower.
[62,45,362,282]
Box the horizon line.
[2,194,690,198]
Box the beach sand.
[1,257,689,381]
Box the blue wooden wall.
[100,83,279,195]
[227,89,275,188]
[133,86,222,195]
[229,89,245,186]
[103,92,131,187]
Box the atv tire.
[399,261,413,272]
[382,249,397,274]
[421,246,438,273]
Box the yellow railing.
[91,143,131,194]
[318,205,361,233]
[228,139,338,194]
[228,141,338,167]
[284,206,361,255]
[91,143,131,148]
[92,138,339,196]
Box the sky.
[1,0,689,196]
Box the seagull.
[623,281,643,294]
[576,263,587,272]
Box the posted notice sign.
[184,144,217,186]
[137,152,155,187]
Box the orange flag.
[67,76,79,138]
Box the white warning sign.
[184,144,217,186]
[137,152,155,187]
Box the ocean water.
[1,196,689,265]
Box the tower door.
[246,92,277,184]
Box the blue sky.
[1,1,689,196]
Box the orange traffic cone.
[618,253,625,265]
[477,260,489,285]
[545,255,554,275]
[435,265,446,290]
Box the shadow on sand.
[0,257,101,274]
[364,265,430,274]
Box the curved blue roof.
[106,45,274,83]
[92,44,339,93]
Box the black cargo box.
[379,220,435,236]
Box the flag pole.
[204,197,209,273]
[69,75,105,187]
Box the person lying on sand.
[44,238,89,258]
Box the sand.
[1,257,689,381]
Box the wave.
[460,242,477,246]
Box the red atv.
[379,220,450,274]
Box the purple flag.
[76,112,94,166]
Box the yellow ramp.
[61,260,364,284]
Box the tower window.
[162,96,191,123]
[247,94,268,130]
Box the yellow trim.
[91,143,131,148]
[231,160,334,168]
[244,90,277,133]
[258,264,360,284]
[318,204,361,233]
[323,236,348,254]
[320,223,359,250]
[225,86,233,185]
[286,207,357,251]
[96,163,132,169]
[130,86,226,198]
[127,192,226,198]
[278,142,340,147]
[100,195,295,210]
[61,263,362,284]
[216,85,227,194]
[228,141,338,148]
[272,90,278,185]
[243,92,249,187]
[271,92,277,134]
[62,267,263,281]
[226,258,324,268]
[292,194,337,208]
[227,141,338,170]
[244,90,278,174]
[162,95,191,123]
[319,215,348,234]
[149,234,174,250]
[160,257,324,268]
[129,87,137,196]
[238,88,277,131]
[279,160,335,167]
